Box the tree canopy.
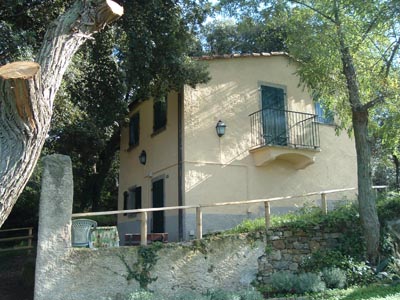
[1,0,211,227]
[218,0,400,263]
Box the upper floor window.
[315,102,334,125]
[153,95,167,133]
[129,113,140,147]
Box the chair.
[71,219,97,248]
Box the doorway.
[152,178,165,233]
[261,85,287,146]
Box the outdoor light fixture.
[216,120,226,137]
[139,150,147,165]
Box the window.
[153,95,167,133]
[124,186,142,217]
[315,102,334,125]
[129,113,140,147]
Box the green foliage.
[118,288,264,300]
[226,201,360,234]
[268,271,297,294]
[89,215,117,226]
[4,0,213,222]
[310,283,400,300]
[377,192,400,222]
[268,271,325,295]
[301,250,376,287]
[201,17,287,55]
[0,0,74,64]
[120,0,211,102]
[295,272,326,294]
[226,218,266,234]
[321,267,347,289]
[119,243,163,290]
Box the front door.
[261,85,287,146]
[152,178,165,233]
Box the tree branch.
[383,35,400,78]
[362,94,385,111]
[288,0,336,24]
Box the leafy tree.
[0,0,124,227]
[219,0,400,264]
[120,0,211,102]
[1,0,211,227]
[201,5,287,54]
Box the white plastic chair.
[71,219,97,248]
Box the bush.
[294,273,325,294]
[321,267,346,289]
[118,289,264,300]
[269,271,297,294]
[377,192,400,222]
[205,289,264,300]
[268,271,326,295]
[118,290,158,300]
[300,250,376,287]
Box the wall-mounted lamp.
[139,150,147,165]
[216,120,226,137]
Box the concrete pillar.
[34,155,73,300]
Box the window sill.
[151,125,167,137]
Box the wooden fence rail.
[72,187,377,245]
[0,227,34,252]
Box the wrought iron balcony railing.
[249,108,320,149]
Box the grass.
[224,201,359,235]
[309,283,400,300]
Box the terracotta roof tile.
[195,52,288,60]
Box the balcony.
[249,108,320,169]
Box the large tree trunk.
[334,0,380,264]
[0,0,123,227]
[353,110,380,264]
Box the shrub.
[269,271,297,294]
[118,290,158,300]
[300,250,376,286]
[118,289,264,300]
[205,288,264,300]
[268,271,326,295]
[321,267,346,289]
[294,273,325,294]
[377,191,400,222]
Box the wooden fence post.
[264,201,271,229]
[321,193,328,215]
[28,227,33,248]
[140,211,147,246]
[196,207,203,239]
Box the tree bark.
[0,0,123,227]
[334,0,380,264]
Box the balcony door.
[261,85,287,146]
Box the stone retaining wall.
[258,226,344,283]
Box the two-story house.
[117,53,357,243]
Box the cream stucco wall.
[182,56,357,237]
[118,92,180,241]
